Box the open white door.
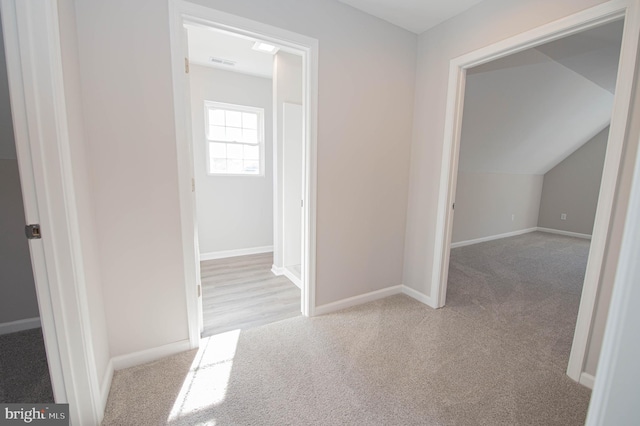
[182,27,204,335]
[1,0,104,422]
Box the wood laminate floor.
[201,252,301,337]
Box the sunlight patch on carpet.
[167,329,240,422]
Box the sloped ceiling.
[536,20,623,94]
[336,0,484,34]
[458,21,623,175]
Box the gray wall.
[0,15,39,327]
[190,65,273,255]
[0,160,39,325]
[538,127,608,235]
[0,14,16,160]
[452,173,543,243]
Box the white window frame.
[204,100,265,177]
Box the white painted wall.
[57,0,111,390]
[71,0,415,356]
[189,65,273,255]
[538,127,608,235]
[452,173,543,244]
[73,0,188,358]
[403,0,639,382]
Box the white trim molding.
[402,285,436,308]
[271,264,284,276]
[580,372,595,389]
[586,108,640,424]
[200,246,273,261]
[308,285,438,316]
[450,227,538,249]
[111,339,192,371]
[100,360,114,412]
[537,227,592,240]
[449,227,591,250]
[430,0,640,386]
[314,286,403,316]
[283,267,302,289]
[0,317,41,335]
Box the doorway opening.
[433,0,640,388]
[446,20,623,378]
[184,24,305,337]
[168,1,319,345]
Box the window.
[204,101,265,176]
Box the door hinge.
[192,178,195,192]
[452,203,455,210]
[301,199,304,208]
[197,284,201,297]
[25,224,41,240]
[184,58,190,74]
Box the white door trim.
[431,0,640,384]
[1,0,103,423]
[585,132,640,425]
[168,0,319,347]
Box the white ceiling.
[459,20,623,175]
[186,25,274,78]
[337,0,484,34]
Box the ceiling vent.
[209,57,236,67]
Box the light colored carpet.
[447,231,589,370]
[103,232,591,425]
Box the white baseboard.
[451,227,538,249]
[283,268,302,289]
[537,227,592,240]
[314,285,403,315]
[200,245,273,261]
[111,339,191,371]
[271,264,284,276]
[0,317,41,335]
[100,359,114,413]
[401,285,436,308]
[579,372,595,389]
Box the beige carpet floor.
[103,232,591,425]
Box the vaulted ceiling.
[458,20,623,175]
